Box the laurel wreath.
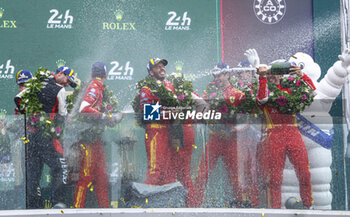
[19,67,64,139]
[132,75,194,127]
[20,67,51,114]
[65,83,120,143]
[68,82,119,132]
[67,83,118,114]
[101,85,119,113]
[267,76,315,114]
[66,84,82,113]
[229,77,261,115]
[166,72,195,109]
[204,82,236,118]
[132,77,178,128]
[204,76,261,118]
[20,67,120,140]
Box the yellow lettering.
[3,20,9,28]
[10,20,16,28]
[129,23,136,30]
[102,22,109,30]
[123,23,128,30]
[110,22,116,30]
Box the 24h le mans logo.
[254,0,286,25]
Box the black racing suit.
[27,76,68,208]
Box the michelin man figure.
[281,49,350,209]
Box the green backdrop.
[0,0,347,210]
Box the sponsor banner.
[296,113,334,149]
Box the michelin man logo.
[254,0,286,24]
[143,102,161,121]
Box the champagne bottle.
[269,62,292,75]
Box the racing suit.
[73,79,109,208]
[256,75,315,208]
[27,75,69,208]
[235,117,261,207]
[139,80,176,185]
[192,84,246,207]
[235,82,260,207]
[168,113,196,206]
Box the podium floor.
[0,208,349,217]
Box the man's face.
[56,71,71,87]
[213,73,229,88]
[150,62,166,81]
[239,70,253,84]
[267,74,283,85]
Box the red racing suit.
[256,75,315,208]
[232,81,261,207]
[168,93,199,206]
[192,84,246,207]
[140,80,179,185]
[73,79,110,208]
[235,118,260,207]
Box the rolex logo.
[0,8,4,19]
[0,7,17,28]
[114,9,124,21]
[103,10,136,31]
[174,60,184,73]
[56,59,66,68]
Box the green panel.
[0,0,217,111]
[313,0,342,115]
[313,0,345,210]
[0,0,218,209]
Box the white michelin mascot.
[281,49,350,209]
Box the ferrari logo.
[230,96,235,103]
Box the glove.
[244,48,260,68]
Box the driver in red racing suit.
[256,64,315,209]
[192,62,246,207]
[140,58,176,185]
[73,62,122,208]
[140,58,196,207]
